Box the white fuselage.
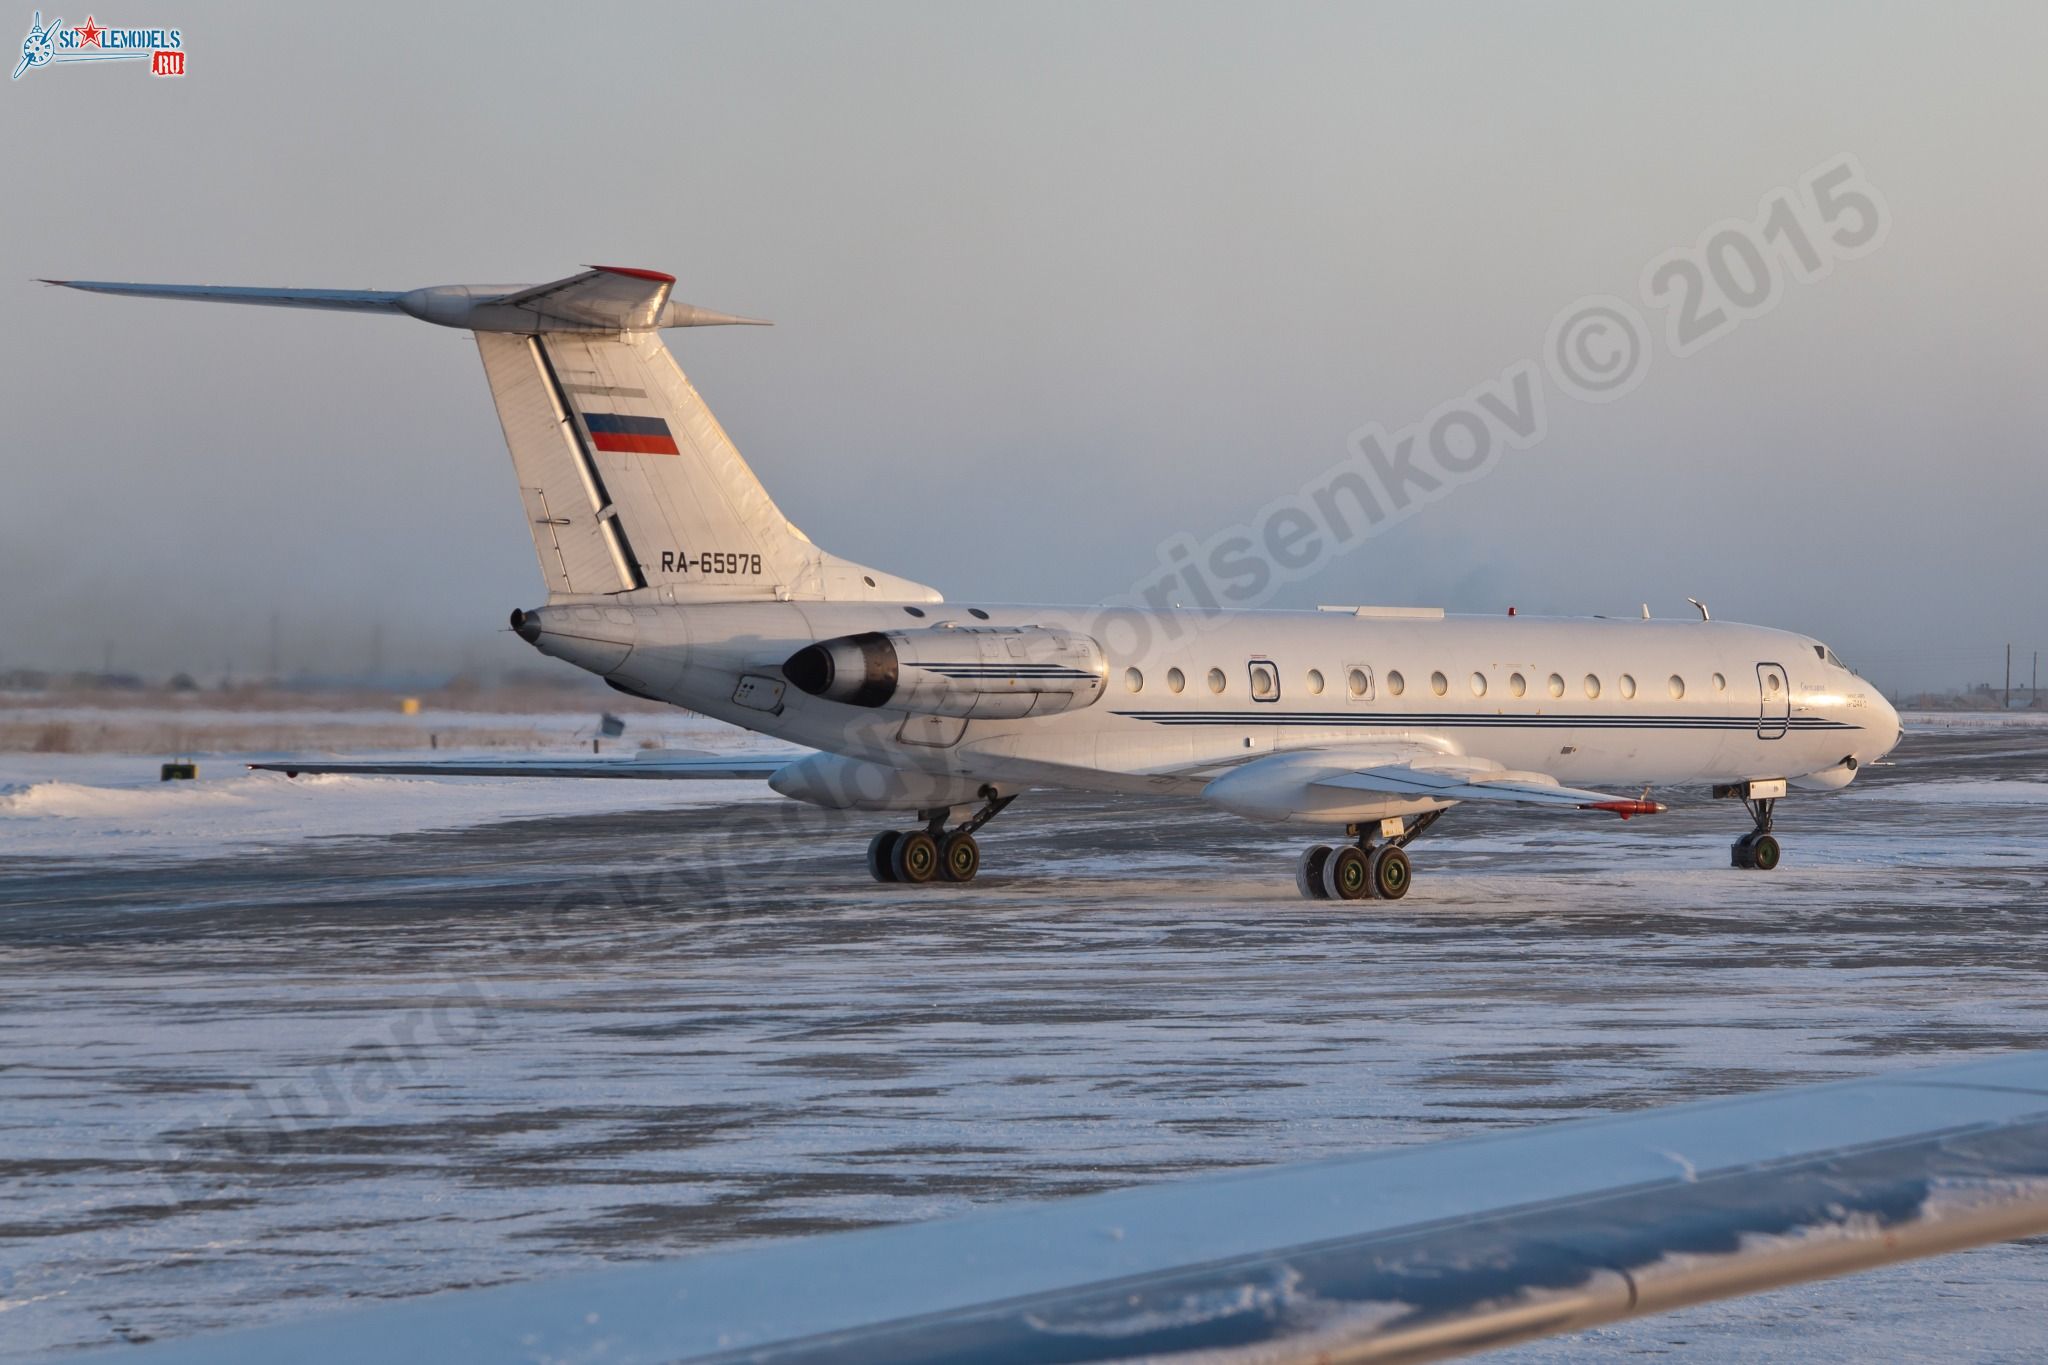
[522,598,1903,825]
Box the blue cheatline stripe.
[923,671,1099,678]
[921,668,1100,678]
[583,412,672,436]
[1110,716,1846,725]
[1111,710,1858,730]
[1111,717,1855,728]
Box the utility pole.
[2005,643,2012,710]
[268,610,282,682]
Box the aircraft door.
[1756,662,1790,740]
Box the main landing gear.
[1296,810,1444,901]
[868,788,1016,885]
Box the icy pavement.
[0,726,2045,1359]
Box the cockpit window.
[1816,643,1852,670]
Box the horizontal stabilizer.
[42,279,405,312]
[44,266,769,334]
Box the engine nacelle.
[767,752,996,812]
[783,624,1107,720]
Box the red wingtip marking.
[589,265,677,284]
[1583,799,1668,819]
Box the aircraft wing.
[1316,756,1667,816]
[247,752,795,781]
[1204,747,1667,820]
[90,1051,2048,1364]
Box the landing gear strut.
[869,788,1016,884]
[1297,810,1443,901]
[1730,795,1781,871]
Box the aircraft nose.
[1870,684,1903,759]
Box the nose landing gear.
[1297,810,1441,901]
[1716,781,1786,871]
[868,789,1016,884]
[1731,796,1781,871]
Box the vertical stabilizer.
[48,267,942,605]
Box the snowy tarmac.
[2,720,2046,1360]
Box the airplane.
[50,267,1905,899]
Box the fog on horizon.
[5,1,2043,698]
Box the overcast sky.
[5,2,2043,694]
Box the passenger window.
[1167,667,1186,694]
[1429,670,1448,696]
[1387,670,1406,696]
[1306,668,1325,695]
[1712,672,1727,692]
[1124,667,1143,693]
[1248,661,1280,702]
[1584,674,1602,699]
[1207,667,1227,695]
[1669,674,1686,699]
[1547,673,1565,698]
[1618,674,1636,699]
[1469,672,1487,697]
[1509,672,1527,697]
[1346,666,1373,700]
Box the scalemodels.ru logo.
[14,10,184,79]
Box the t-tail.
[46,268,940,605]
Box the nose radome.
[1871,684,1903,758]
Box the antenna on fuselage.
[1686,597,1711,621]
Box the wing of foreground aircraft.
[86,1052,2048,1364]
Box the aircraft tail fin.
[46,267,939,605]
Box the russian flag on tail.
[584,412,679,455]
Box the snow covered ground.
[0,723,2044,1360]
[0,716,793,862]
